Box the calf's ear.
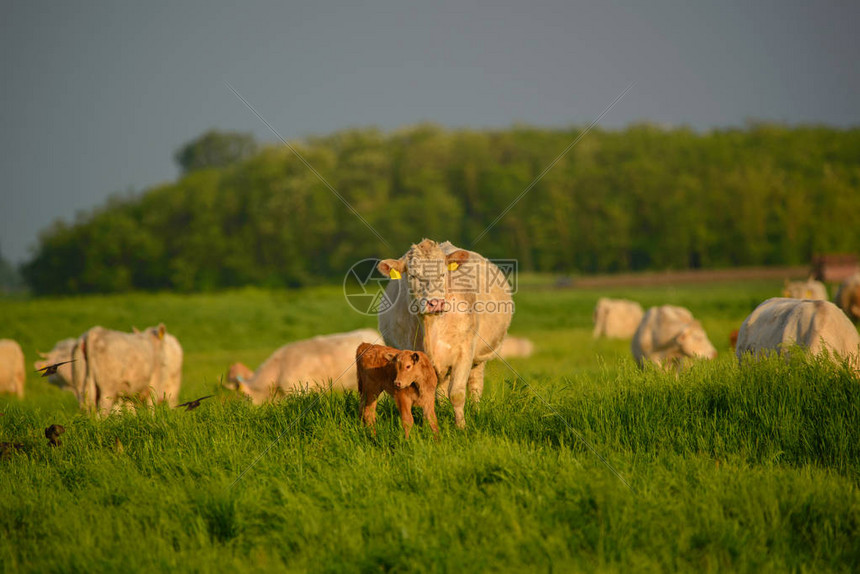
[378,258,406,279]
[157,324,166,340]
[383,351,397,362]
[412,352,420,364]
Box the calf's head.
[378,239,470,315]
[385,350,423,389]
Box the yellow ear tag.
[447,262,459,272]
[389,269,402,280]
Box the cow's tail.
[71,334,95,412]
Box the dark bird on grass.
[176,395,214,411]
[45,424,65,447]
[35,360,76,377]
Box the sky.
[1,0,858,264]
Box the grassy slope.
[1,281,859,572]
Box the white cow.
[0,339,25,398]
[225,329,381,404]
[735,297,860,369]
[631,305,717,370]
[496,336,535,359]
[71,324,171,414]
[593,298,644,339]
[133,326,183,406]
[834,272,860,323]
[782,278,828,301]
[377,239,513,428]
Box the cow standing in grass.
[735,297,860,369]
[631,305,717,370]
[377,239,513,428]
[71,324,171,415]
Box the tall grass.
[2,281,859,572]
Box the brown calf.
[356,343,439,439]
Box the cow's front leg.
[447,361,472,429]
[466,362,485,401]
[395,392,415,439]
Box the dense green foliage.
[0,245,23,294]
[2,282,859,571]
[21,123,860,294]
[175,130,259,175]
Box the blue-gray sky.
[2,1,858,264]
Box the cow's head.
[378,239,470,315]
[676,323,717,360]
[139,323,167,342]
[387,350,422,389]
[224,362,255,389]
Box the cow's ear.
[157,324,166,340]
[446,250,470,271]
[378,258,406,280]
[412,352,420,364]
[383,351,397,362]
[132,326,140,334]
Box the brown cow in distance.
[356,343,439,439]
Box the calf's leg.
[394,392,415,439]
[360,388,381,432]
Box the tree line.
[22,123,860,294]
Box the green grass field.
[2,281,859,572]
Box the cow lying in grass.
[356,343,439,439]
[225,329,380,404]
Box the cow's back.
[594,298,643,339]
[736,297,860,367]
[250,329,380,393]
[634,306,693,351]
